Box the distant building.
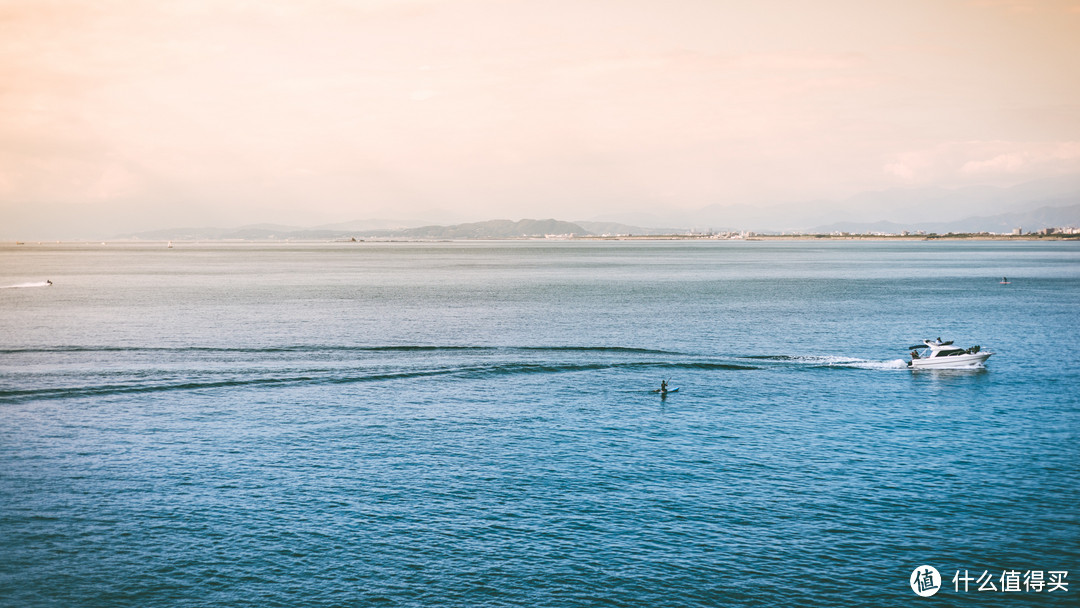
[1012,227,1022,235]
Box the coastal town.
[575,226,1080,240]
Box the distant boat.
[168,241,173,249]
[908,339,991,369]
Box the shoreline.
[3,234,1079,246]
[573,233,1080,241]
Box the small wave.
[518,346,684,355]
[0,281,51,289]
[462,360,756,378]
[0,367,466,402]
[659,361,758,371]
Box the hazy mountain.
[116,202,1078,241]
[392,219,589,239]
[664,175,1080,232]
[811,203,1080,234]
[119,219,594,240]
[110,176,1080,240]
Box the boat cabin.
[909,339,980,359]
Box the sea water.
[1,240,1077,606]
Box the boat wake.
[0,344,682,355]
[0,359,759,403]
[0,344,911,404]
[0,281,51,289]
[742,355,910,370]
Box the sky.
[2,0,1080,237]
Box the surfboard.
[652,387,679,394]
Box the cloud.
[885,141,1080,184]
[961,141,1080,174]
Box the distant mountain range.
[589,175,1080,232]
[118,219,675,240]
[394,219,586,238]
[113,176,1080,240]
[810,203,1080,234]
[118,203,1078,241]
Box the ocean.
[1,239,1077,606]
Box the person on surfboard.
[660,379,668,393]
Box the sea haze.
[1,240,1078,607]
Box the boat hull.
[910,352,992,369]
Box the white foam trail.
[840,358,910,370]
[0,281,51,289]
[780,355,910,370]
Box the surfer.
[660,379,668,393]
[46,280,52,286]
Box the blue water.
[1,240,1078,606]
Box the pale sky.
[2,0,1080,237]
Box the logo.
[911,565,941,597]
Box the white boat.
[908,339,991,369]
